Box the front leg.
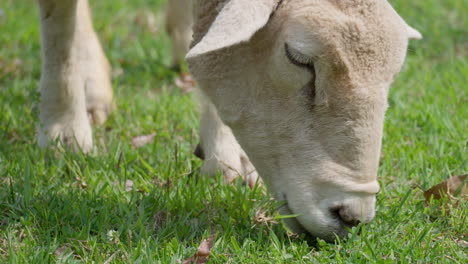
[78,0,114,125]
[37,0,113,152]
[165,0,193,70]
[197,100,259,187]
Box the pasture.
[0,0,466,263]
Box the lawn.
[0,0,466,263]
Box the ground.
[0,0,467,263]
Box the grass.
[0,0,466,263]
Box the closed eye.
[285,43,315,70]
[285,43,317,104]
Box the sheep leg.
[166,0,193,71]
[197,100,259,188]
[77,0,114,126]
[37,0,112,152]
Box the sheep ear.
[186,0,279,59]
[407,25,422,40]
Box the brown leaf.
[155,178,172,188]
[74,177,88,189]
[125,179,134,192]
[457,239,468,248]
[254,209,278,226]
[133,10,158,35]
[54,244,71,258]
[153,211,167,231]
[103,250,121,264]
[0,58,22,78]
[424,174,467,201]
[112,67,124,78]
[1,177,14,186]
[183,231,216,264]
[175,73,197,93]
[131,133,156,148]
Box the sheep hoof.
[85,78,114,126]
[200,149,260,188]
[87,103,114,125]
[38,115,93,153]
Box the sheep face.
[188,0,420,241]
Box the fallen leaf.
[457,239,468,248]
[175,73,197,93]
[125,179,134,192]
[1,177,14,186]
[103,250,121,264]
[183,231,216,264]
[133,10,158,35]
[424,174,467,201]
[155,178,172,188]
[0,238,7,256]
[54,244,70,258]
[112,67,124,78]
[254,208,278,226]
[131,133,156,148]
[196,237,213,257]
[153,211,167,231]
[0,58,22,78]
[74,177,88,189]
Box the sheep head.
[188,0,421,242]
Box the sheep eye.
[285,43,314,70]
[285,43,317,104]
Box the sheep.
[36,0,194,152]
[36,0,421,241]
[38,0,113,152]
[187,0,421,241]
[165,0,193,71]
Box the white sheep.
[36,0,421,241]
[165,0,193,70]
[36,0,194,152]
[187,0,421,241]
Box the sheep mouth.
[280,198,346,243]
[279,199,307,234]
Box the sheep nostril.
[343,218,361,227]
[330,206,361,227]
[330,206,342,219]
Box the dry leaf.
[131,133,156,148]
[112,67,124,78]
[175,73,197,93]
[1,177,14,186]
[153,211,167,231]
[196,237,213,257]
[424,174,467,201]
[155,178,172,188]
[74,177,88,189]
[0,238,7,256]
[133,10,158,35]
[103,250,121,264]
[183,231,216,264]
[457,239,468,248]
[254,209,278,226]
[54,244,70,258]
[0,58,22,78]
[125,179,134,192]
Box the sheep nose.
[331,206,366,227]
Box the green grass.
[0,0,467,263]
